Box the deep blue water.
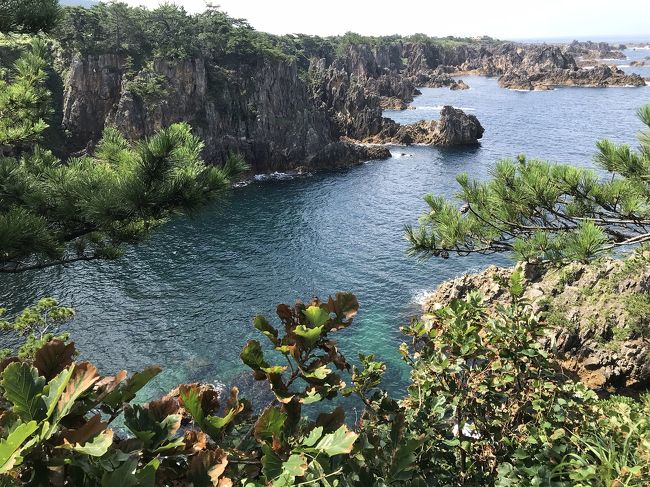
[1,51,649,399]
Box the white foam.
[253,171,296,181]
[411,288,436,307]
[415,105,476,111]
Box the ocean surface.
[1,50,649,399]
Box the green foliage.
[0,297,73,358]
[401,271,598,485]
[407,105,650,264]
[0,38,50,152]
[623,293,650,341]
[54,3,287,65]
[124,67,168,106]
[0,0,60,34]
[0,34,246,274]
[2,284,648,486]
[0,293,421,485]
[554,395,650,486]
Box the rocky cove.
[51,37,647,176]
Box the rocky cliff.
[60,53,388,174]
[563,40,627,60]
[423,257,650,392]
[56,37,643,172]
[307,46,482,146]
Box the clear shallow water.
[1,59,649,399]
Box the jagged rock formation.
[365,105,483,145]
[61,53,388,174]
[563,40,626,60]
[498,64,646,90]
[56,37,643,172]
[308,48,481,146]
[423,258,650,391]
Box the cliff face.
[61,54,353,173]
[423,258,650,392]
[307,45,483,145]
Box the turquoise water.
[1,53,649,399]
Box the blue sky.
[120,0,649,41]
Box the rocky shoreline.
[421,258,650,392]
[47,36,647,174]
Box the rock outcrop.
[56,37,640,172]
[423,257,650,392]
[498,64,646,90]
[61,53,389,174]
[361,105,483,145]
[563,40,626,60]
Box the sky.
[116,0,650,41]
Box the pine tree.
[0,39,246,273]
[406,105,650,264]
[0,0,60,34]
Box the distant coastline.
[517,35,650,44]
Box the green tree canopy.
[0,39,246,273]
[407,105,650,264]
[0,0,60,34]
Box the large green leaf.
[60,429,113,457]
[254,315,279,345]
[261,444,283,482]
[313,425,357,456]
[0,421,38,473]
[303,306,330,327]
[42,365,74,420]
[254,406,286,444]
[294,325,323,347]
[179,385,205,425]
[135,458,159,487]
[101,454,139,487]
[179,385,240,441]
[123,404,180,450]
[281,453,308,477]
[240,340,268,371]
[1,362,46,422]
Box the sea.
[1,48,649,399]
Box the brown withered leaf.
[34,340,76,380]
[57,362,99,417]
[146,396,180,422]
[276,303,294,326]
[0,357,20,374]
[183,430,208,454]
[95,370,128,397]
[190,448,229,485]
[315,406,345,434]
[61,414,107,445]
